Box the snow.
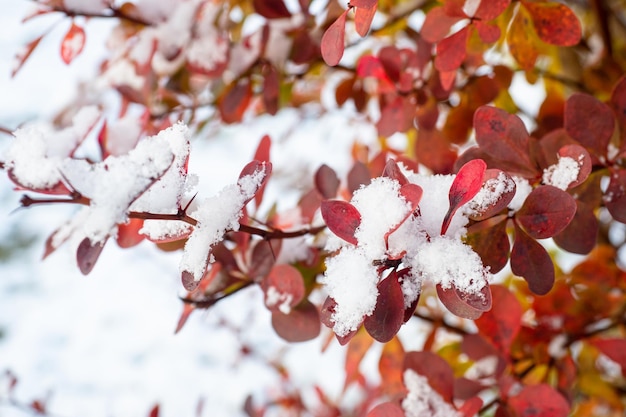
[542,155,581,190]
[508,176,533,212]
[265,286,294,314]
[180,165,267,282]
[402,370,461,417]
[468,171,515,215]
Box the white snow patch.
[508,176,533,212]
[467,171,515,215]
[402,369,461,417]
[542,156,581,190]
[265,286,293,315]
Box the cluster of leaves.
[4,0,626,416]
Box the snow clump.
[402,370,462,417]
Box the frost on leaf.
[180,163,269,283]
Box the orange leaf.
[522,0,581,46]
[321,9,348,66]
[344,328,374,389]
[506,5,539,70]
[379,336,405,396]
[60,22,86,65]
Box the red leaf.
[60,22,86,65]
[470,169,516,220]
[564,93,614,158]
[474,0,511,20]
[511,223,555,295]
[376,95,415,136]
[345,328,374,386]
[611,76,626,143]
[320,200,361,245]
[271,300,320,342]
[366,402,404,417]
[261,264,305,313]
[239,160,272,204]
[218,79,252,123]
[12,35,44,77]
[442,159,486,235]
[253,0,291,19]
[590,338,626,374]
[174,303,195,334]
[404,351,454,403]
[351,0,378,7]
[321,10,348,66]
[604,168,626,223]
[459,396,484,417]
[475,285,522,356]
[382,159,409,185]
[315,164,340,199]
[473,106,537,177]
[364,272,405,342]
[148,404,160,417]
[437,283,491,320]
[76,237,106,275]
[474,21,500,44]
[421,6,464,43]
[516,185,577,239]
[522,1,581,46]
[435,26,470,73]
[262,64,280,115]
[508,384,570,417]
[253,135,271,207]
[354,3,377,37]
[116,218,145,248]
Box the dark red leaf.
[248,239,281,282]
[181,271,200,291]
[354,3,377,37]
[271,300,320,342]
[321,10,348,66]
[76,237,106,275]
[253,136,271,207]
[219,79,252,123]
[382,159,409,185]
[261,264,305,313]
[262,64,280,115]
[470,169,516,220]
[347,161,371,195]
[516,185,577,239]
[508,384,570,417]
[522,1,581,46]
[320,200,361,245]
[366,402,404,417]
[473,106,537,177]
[60,22,86,65]
[604,168,626,223]
[437,283,491,320]
[315,164,340,199]
[564,93,614,158]
[404,351,454,402]
[511,223,555,295]
[475,285,522,356]
[467,215,510,273]
[435,26,470,73]
[552,201,598,254]
[376,95,415,136]
[415,128,457,174]
[442,159,487,235]
[590,338,626,374]
[611,76,626,144]
[421,6,464,43]
[364,272,405,342]
[253,0,291,19]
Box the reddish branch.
[30,0,153,26]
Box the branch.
[180,280,255,309]
[413,310,471,335]
[29,0,153,26]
